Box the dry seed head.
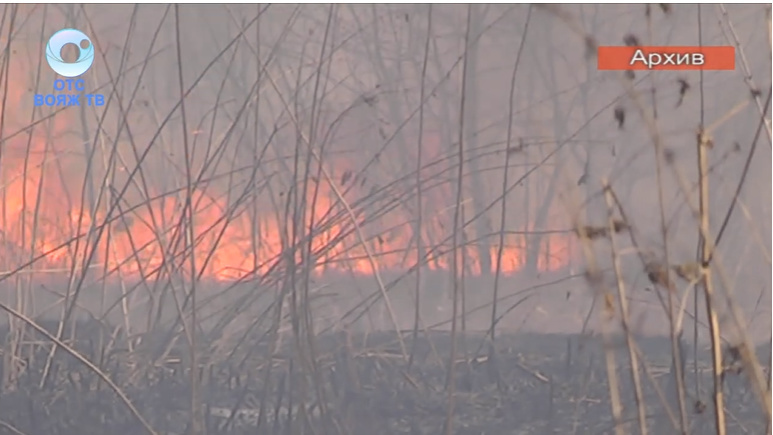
[722,344,745,377]
[725,342,744,364]
[577,225,608,240]
[644,260,675,291]
[671,262,702,282]
[614,106,625,130]
[506,142,525,155]
[676,78,690,108]
[623,34,640,47]
[584,36,598,58]
[611,219,629,233]
[575,220,627,241]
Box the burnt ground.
[0,324,769,435]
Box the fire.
[0,75,575,282]
[0,150,576,282]
[0,144,575,282]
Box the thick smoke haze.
[2,5,771,360]
[0,4,770,340]
[0,4,770,435]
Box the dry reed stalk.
[262,66,408,362]
[572,217,625,435]
[408,3,434,371]
[667,143,772,420]
[603,179,648,435]
[696,126,728,435]
[443,7,475,434]
[537,6,769,435]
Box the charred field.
[0,321,768,435]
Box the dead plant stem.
[603,181,648,435]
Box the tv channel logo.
[46,28,94,77]
[34,28,104,107]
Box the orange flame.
[0,162,575,281]
[1,83,575,282]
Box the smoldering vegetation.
[0,4,770,435]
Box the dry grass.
[0,4,769,435]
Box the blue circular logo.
[45,29,94,77]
